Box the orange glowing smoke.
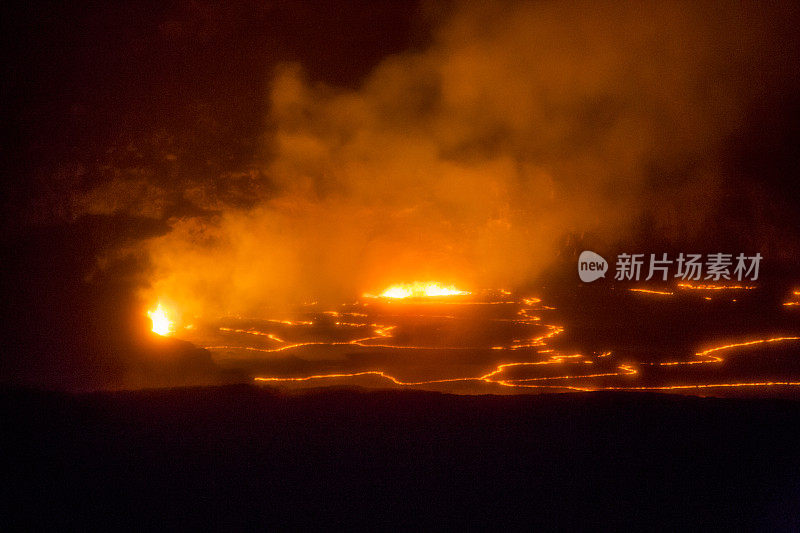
[366,282,471,299]
[147,303,174,336]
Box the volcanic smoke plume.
[141,0,800,317]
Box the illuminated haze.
[126,1,799,318]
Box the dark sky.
[3,0,427,229]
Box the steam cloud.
[112,0,800,316]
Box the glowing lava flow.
[243,293,637,390]
[656,336,800,366]
[629,288,674,296]
[242,305,800,392]
[147,303,174,336]
[783,290,800,307]
[365,282,471,299]
[625,282,761,299]
[182,287,800,394]
[677,282,756,291]
[257,334,800,392]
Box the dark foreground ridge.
[3,385,800,529]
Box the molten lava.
[676,282,756,291]
[367,282,470,299]
[148,303,174,336]
[175,283,800,394]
